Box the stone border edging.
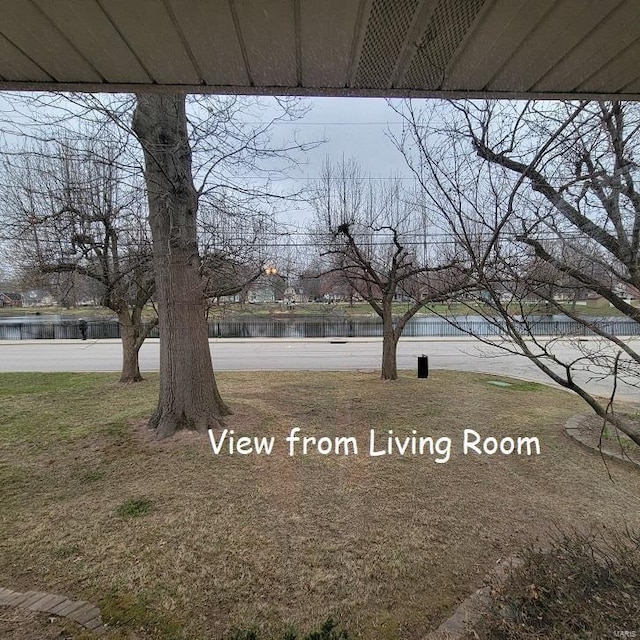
[0,587,106,635]
[565,414,640,469]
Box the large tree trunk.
[381,298,399,380]
[119,314,143,383]
[132,93,229,439]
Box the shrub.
[469,526,640,639]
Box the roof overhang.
[1,0,639,100]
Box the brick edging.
[0,587,106,635]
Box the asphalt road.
[1,337,638,402]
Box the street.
[1,337,638,402]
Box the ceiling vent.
[403,0,485,90]
[354,0,421,88]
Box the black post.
[418,354,429,379]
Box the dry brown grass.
[1,371,639,639]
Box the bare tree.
[132,93,316,438]
[311,158,468,380]
[1,128,155,382]
[393,100,640,446]
[132,93,232,438]
[1,91,316,438]
[297,262,326,301]
[198,198,271,307]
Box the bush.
[470,526,640,639]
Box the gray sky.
[269,96,414,227]
[291,97,410,177]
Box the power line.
[241,121,407,126]
[195,175,417,181]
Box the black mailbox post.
[418,354,429,379]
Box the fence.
[0,317,639,340]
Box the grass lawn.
[1,371,639,639]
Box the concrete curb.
[565,414,640,469]
[0,587,107,635]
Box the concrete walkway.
[0,587,106,635]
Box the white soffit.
[0,0,638,99]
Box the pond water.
[0,314,637,340]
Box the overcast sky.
[267,96,415,227]
[289,97,410,177]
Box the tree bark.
[381,298,399,380]
[119,315,143,383]
[132,93,229,439]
